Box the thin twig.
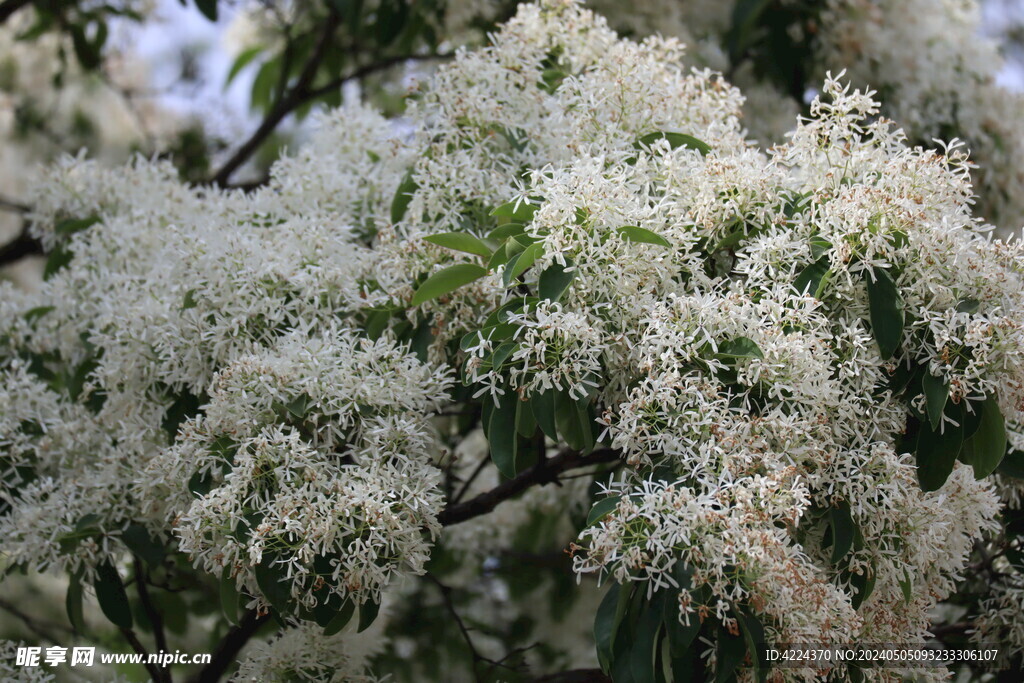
[120,626,168,683]
[439,447,619,526]
[209,10,341,187]
[133,557,170,662]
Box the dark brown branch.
[187,609,271,683]
[0,0,32,24]
[439,447,619,526]
[210,43,453,188]
[209,10,341,188]
[120,626,169,683]
[533,669,611,682]
[0,228,43,268]
[133,557,170,664]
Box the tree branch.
[209,10,341,188]
[0,0,32,24]
[120,625,170,683]
[439,447,619,526]
[0,227,43,268]
[134,557,169,661]
[186,609,271,683]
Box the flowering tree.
[2,1,1024,681]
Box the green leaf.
[715,622,747,683]
[960,398,1007,479]
[390,170,418,224]
[595,582,623,672]
[43,243,73,280]
[121,524,165,567]
[635,132,712,156]
[93,562,132,629]
[423,232,492,258]
[66,574,85,632]
[898,571,913,604]
[254,558,293,616]
[956,298,980,314]
[630,599,663,683]
[503,242,545,285]
[997,449,1024,479]
[849,564,876,610]
[194,0,218,21]
[411,264,487,306]
[809,235,832,260]
[738,611,768,683]
[323,599,355,636]
[226,46,262,86]
[538,259,575,302]
[23,305,55,323]
[490,198,540,223]
[515,397,536,438]
[793,257,830,299]
[915,409,964,492]
[55,216,100,237]
[716,337,764,361]
[829,501,855,564]
[587,496,622,527]
[531,391,558,441]
[922,372,949,431]
[219,567,239,626]
[662,591,699,658]
[616,225,672,248]
[865,268,905,360]
[357,599,380,633]
[487,222,527,242]
[182,288,198,310]
[486,398,519,479]
[555,390,586,451]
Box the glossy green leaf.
[531,390,558,441]
[254,558,293,616]
[617,225,672,248]
[195,0,218,21]
[93,562,132,629]
[738,611,768,683]
[635,132,712,156]
[538,259,575,302]
[793,257,830,299]
[715,622,747,683]
[357,599,380,633]
[503,242,545,285]
[916,408,964,492]
[121,524,165,567]
[630,599,663,683]
[716,337,764,361]
[865,268,905,360]
[225,46,261,86]
[490,198,540,223]
[220,567,240,626]
[323,599,355,636]
[423,232,492,258]
[487,398,518,479]
[586,496,622,527]
[410,264,487,307]
[66,573,85,632]
[829,501,855,564]
[922,372,949,431]
[390,170,418,224]
[960,397,1007,479]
